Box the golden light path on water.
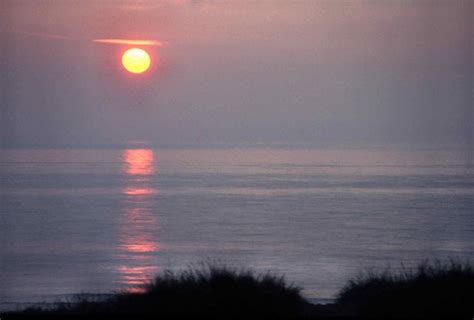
[118,148,159,292]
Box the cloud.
[12,31,163,47]
[15,31,69,40]
[93,39,163,46]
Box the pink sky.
[1,1,472,148]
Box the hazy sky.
[1,0,472,148]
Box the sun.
[122,48,151,74]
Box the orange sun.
[122,48,151,74]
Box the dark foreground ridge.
[3,260,474,319]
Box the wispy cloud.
[93,39,163,46]
[13,31,163,47]
[16,31,69,41]
[117,3,164,11]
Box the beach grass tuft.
[337,259,474,317]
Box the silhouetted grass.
[6,260,474,319]
[336,259,474,318]
[14,262,307,319]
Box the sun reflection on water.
[123,149,155,176]
[123,187,156,196]
[117,148,160,293]
[119,208,159,254]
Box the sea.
[1,145,473,309]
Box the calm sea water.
[1,147,473,306]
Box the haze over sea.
[1,145,473,306]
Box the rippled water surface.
[1,147,473,305]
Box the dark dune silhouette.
[336,259,474,318]
[10,263,306,319]
[5,260,474,319]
